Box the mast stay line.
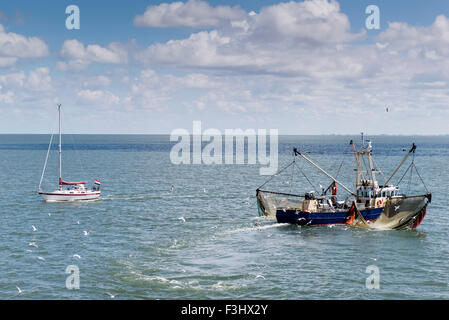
[38,132,54,192]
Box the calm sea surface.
[1,134,448,299]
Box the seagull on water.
[83,230,89,236]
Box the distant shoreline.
[1,133,449,137]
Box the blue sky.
[1,0,449,134]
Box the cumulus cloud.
[134,0,247,28]
[129,1,449,131]
[0,67,53,107]
[58,39,128,70]
[5,0,447,134]
[121,69,219,110]
[82,75,112,88]
[248,0,365,44]
[378,15,449,58]
[0,85,14,104]
[0,24,48,67]
[0,71,25,87]
[136,0,366,77]
[25,67,53,91]
[0,67,53,92]
[77,89,120,106]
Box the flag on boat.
[93,180,101,191]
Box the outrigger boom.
[293,147,355,196]
[383,143,416,186]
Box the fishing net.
[348,195,429,230]
[256,190,303,217]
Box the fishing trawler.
[38,104,101,202]
[256,136,431,230]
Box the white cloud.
[82,75,112,88]
[0,57,17,67]
[59,39,128,70]
[136,0,366,77]
[134,0,247,28]
[0,85,14,104]
[5,0,449,134]
[0,71,25,87]
[0,24,48,67]
[25,67,53,91]
[378,15,449,55]
[248,0,365,44]
[0,67,53,92]
[77,89,120,106]
[0,67,53,107]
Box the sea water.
[0,134,448,299]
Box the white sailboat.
[38,104,101,202]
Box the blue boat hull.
[276,207,383,226]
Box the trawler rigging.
[256,135,431,229]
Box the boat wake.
[222,222,290,235]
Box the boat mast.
[366,141,378,188]
[351,135,379,192]
[350,140,362,193]
[58,104,62,187]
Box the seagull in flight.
[72,254,81,259]
[28,242,38,248]
[16,286,23,294]
[31,225,37,232]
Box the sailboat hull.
[39,191,101,202]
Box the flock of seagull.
[16,184,212,298]
[17,217,118,299]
